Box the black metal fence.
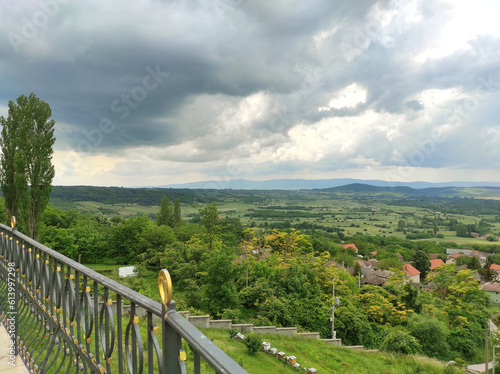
[0,222,248,374]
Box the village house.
[445,248,490,264]
[446,248,472,256]
[364,269,394,286]
[482,282,500,304]
[403,264,421,283]
[430,259,445,271]
[490,264,500,280]
[340,243,359,252]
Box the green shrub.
[228,328,239,339]
[407,314,451,360]
[443,364,462,374]
[380,328,422,355]
[243,333,262,354]
[221,308,242,323]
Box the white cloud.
[319,83,367,111]
[414,0,500,63]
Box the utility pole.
[331,277,336,339]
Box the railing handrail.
[0,222,248,374]
[0,223,161,315]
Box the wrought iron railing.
[0,221,248,374]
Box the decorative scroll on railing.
[0,221,248,374]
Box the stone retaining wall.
[179,311,341,345]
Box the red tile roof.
[404,264,421,277]
[341,244,358,252]
[491,264,500,272]
[430,259,445,270]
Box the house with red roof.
[340,243,358,252]
[490,264,500,280]
[430,259,445,271]
[403,264,421,283]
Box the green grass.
[201,329,453,374]
[75,201,158,218]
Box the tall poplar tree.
[173,197,181,227]
[200,202,219,251]
[0,93,55,239]
[156,196,172,226]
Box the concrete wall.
[231,324,254,333]
[297,332,320,339]
[276,327,297,336]
[209,320,232,329]
[180,312,327,343]
[187,315,210,329]
[321,338,342,346]
[253,326,276,335]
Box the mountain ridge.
[155,178,500,190]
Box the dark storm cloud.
[0,0,499,185]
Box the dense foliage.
[6,194,498,365]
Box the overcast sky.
[0,0,499,187]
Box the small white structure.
[119,266,137,277]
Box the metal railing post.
[163,302,178,374]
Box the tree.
[202,247,239,315]
[456,224,468,237]
[412,250,431,280]
[479,258,497,282]
[407,314,450,360]
[199,202,219,251]
[0,93,55,239]
[467,256,482,271]
[173,197,181,227]
[156,196,172,226]
[397,220,407,232]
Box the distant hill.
[43,183,500,209]
[317,183,462,196]
[157,178,500,190]
[319,183,416,194]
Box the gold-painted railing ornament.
[158,269,173,315]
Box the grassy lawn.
[202,329,451,374]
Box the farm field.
[56,184,500,247]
